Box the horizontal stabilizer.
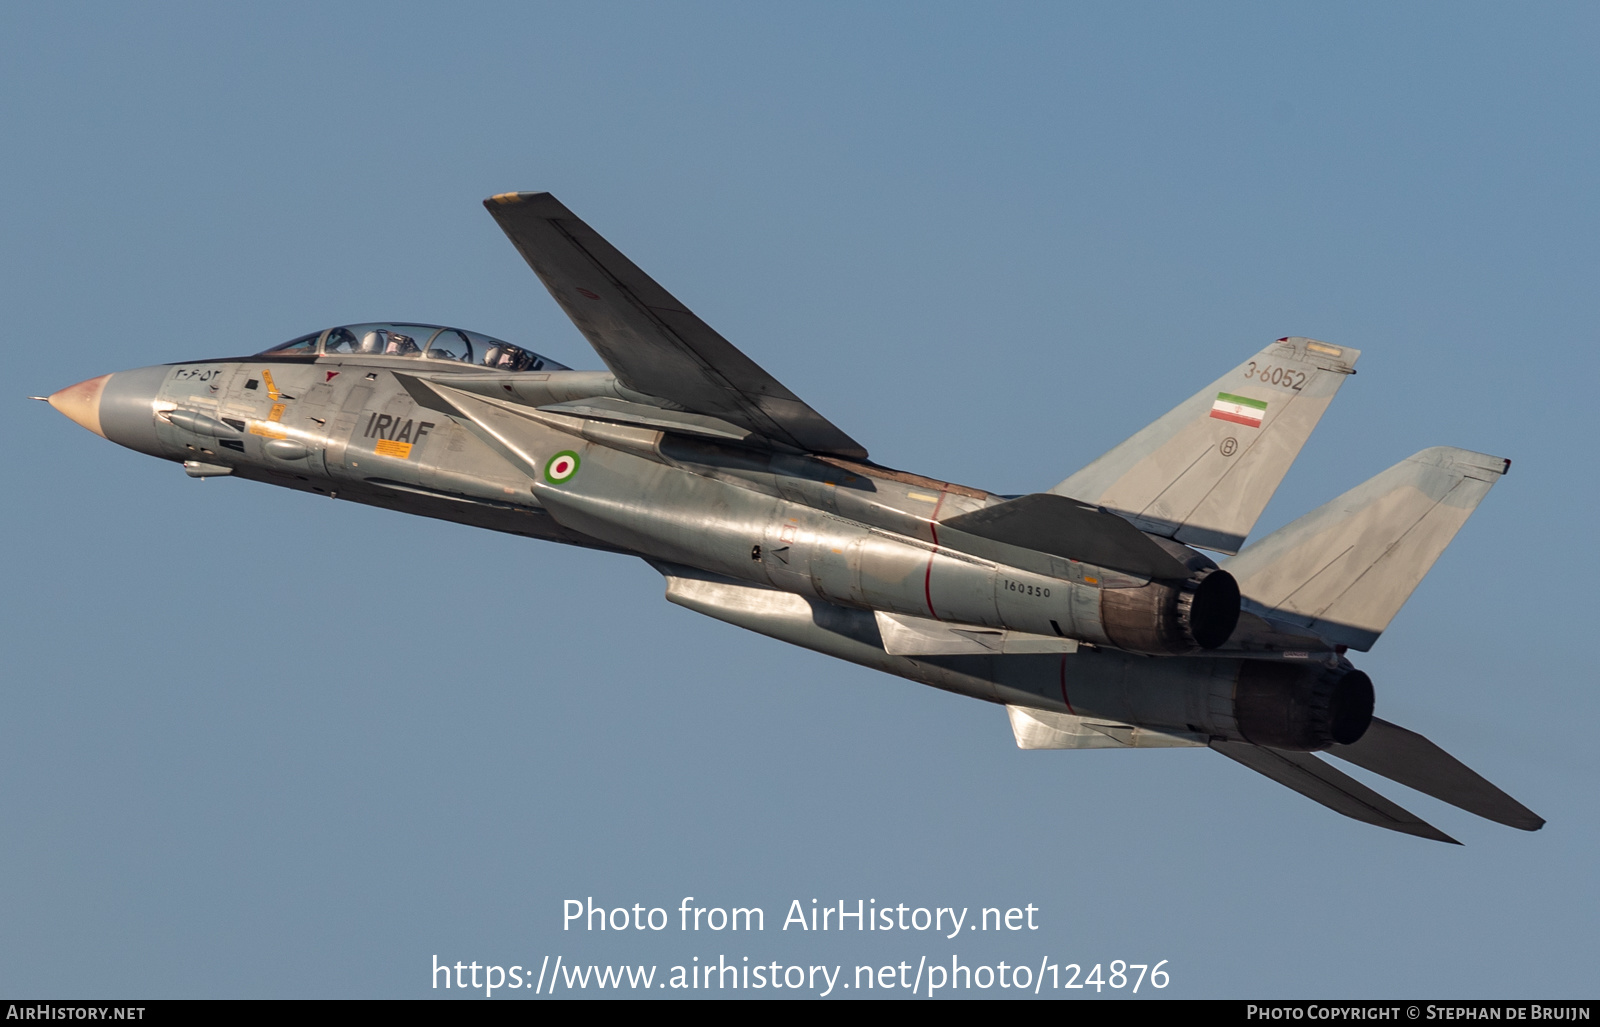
[877,611,1079,656]
[939,493,1191,580]
[484,191,866,458]
[1224,447,1508,651]
[1211,740,1459,843]
[1008,705,1203,749]
[1329,718,1544,831]
[1053,337,1360,554]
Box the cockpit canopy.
[257,323,570,372]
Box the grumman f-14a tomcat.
[38,191,1541,843]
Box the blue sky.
[3,1,1596,998]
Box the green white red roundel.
[545,450,580,483]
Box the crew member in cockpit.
[483,344,515,369]
[383,331,419,356]
[485,344,528,370]
[324,327,358,354]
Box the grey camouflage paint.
[40,192,1537,842]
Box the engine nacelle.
[1099,567,1241,654]
[1234,661,1374,750]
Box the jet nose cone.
[48,374,112,438]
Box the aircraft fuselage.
[49,345,1365,755]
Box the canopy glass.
[257,323,569,372]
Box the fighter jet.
[39,192,1541,843]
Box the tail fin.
[1051,337,1359,554]
[1224,447,1509,651]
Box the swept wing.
[484,191,866,458]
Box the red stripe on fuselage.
[1059,653,1075,715]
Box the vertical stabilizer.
[1224,447,1508,651]
[1052,337,1359,554]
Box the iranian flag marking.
[545,450,580,483]
[1210,392,1268,428]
